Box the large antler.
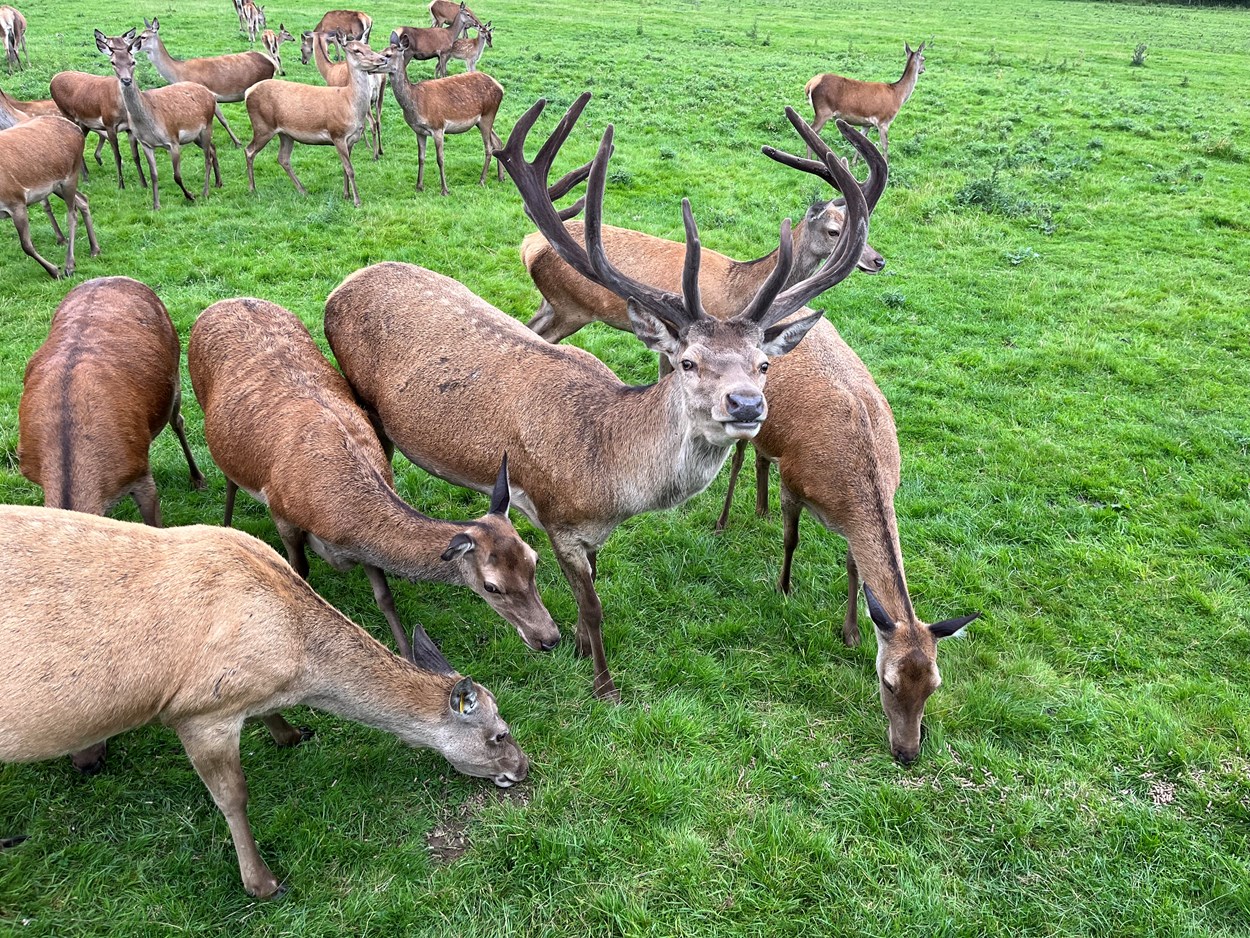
[496,93,703,331]
[752,111,888,326]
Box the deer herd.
[0,0,974,902]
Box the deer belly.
[290,127,334,145]
[22,181,57,204]
[306,533,359,572]
[443,118,480,134]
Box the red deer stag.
[0,505,528,898]
[188,296,560,663]
[95,29,223,211]
[806,41,926,163]
[301,28,383,159]
[522,107,979,762]
[389,4,475,79]
[244,39,388,205]
[381,35,503,195]
[448,21,491,73]
[325,93,878,701]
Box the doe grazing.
[1,4,27,71]
[382,36,503,195]
[324,93,877,701]
[244,38,388,205]
[806,41,926,163]
[0,505,528,898]
[188,297,560,664]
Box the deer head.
[905,41,927,74]
[422,676,529,788]
[94,29,142,86]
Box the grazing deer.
[389,4,475,79]
[382,36,502,195]
[0,505,528,898]
[806,41,926,162]
[260,23,294,74]
[244,39,388,205]
[301,29,383,160]
[241,0,266,43]
[522,107,979,762]
[429,0,480,31]
[324,93,878,701]
[313,9,372,59]
[50,70,148,189]
[1,5,26,72]
[448,21,492,73]
[137,17,278,148]
[0,114,99,278]
[95,29,222,211]
[188,296,560,664]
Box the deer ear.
[930,611,980,640]
[905,41,913,55]
[489,453,511,515]
[761,308,823,357]
[863,583,897,634]
[123,27,136,41]
[94,29,109,53]
[441,532,476,561]
[626,300,683,360]
[449,676,479,716]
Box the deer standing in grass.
[260,23,294,74]
[244,39,387,205]
[312,9,372,59]
[0,505,529,898]
[429,0,480,29]
[382,35,502,194]
[301,28,384,159]
[521,107,979,762]
[137,17,279,148]
[806,41,925,162]
[50,69,148,189]
[390,4,475,79]
[189,296,560,664]
[325,93,878,701]
[95,29,222,211]
[241,0,265,43]
[1,5,26,72]
[448,21,492,73]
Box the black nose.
[873,256,886,270]
[539,636,560,652]
[726,392,763,422]
[893,748,918,765]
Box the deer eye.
[680,359,695,372]
[484,582,501,594]
[759,361,769,374]
[882,679,897,695]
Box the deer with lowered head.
[49,68,148,189]
[0,504,529,898]
[448,20,492,73]
[312,8,373,57]
[244,38,388,205]
[381,34,503,195]
[188,296,560,664]
[1,5,27,72]
[301,28,384,159]
[521,107,979,762]
[390,3,475,79]
[806,41,926,163]
[260,23,294,74]
[324,93,879,701]
[95,29,223,211]
[136,17,279,148]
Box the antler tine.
[680,199,702,322]
[533,92,593,177]
[834,118,888,214]
[763,108,889,216]
[736,217,794,325]
[549,158,592,220]
[783,105,836,166]
[556,197,587,222]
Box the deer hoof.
[593,680,621,704]
[842,623,861,648]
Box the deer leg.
[552,537,618,702]
[59,182,78,277]
[93,132,105,165]
[843,550,862,647]
[198,134,213,198]
[334,138,359,206]
[807,111,830,159]
[274,519,310,579]
[170,388,205,489]
[258,713,313,748]
[168,144,196,202]
[716,440,748,532]
[129,132,149,189]
[214,104,242,147]
[754,448,770,517]
[435,52,449,78]
[11,204,59,278]
[878,122,889,164]
[276,133,307,196]
[107,128,126,189]
[223,478,238,527]
[177,721,283,899]
[42,200,65,244]
[211,139,222,188]
[777,484,801,595]
[371,86,383,160]
[245,128,274,192]
[70,741,108,774]
[478,124,492,185]
[143,145,160,211]
[75,193,100,258]
[361,564,447,672]
[415,133,427,192]
[434,130,448,196]
[132,473,162,528]
[491,130,504,180]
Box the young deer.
[325,93,878,701]
[95,29,222,211]
[244,39,387,205]
[382,35,503,195]
[136,17,279,148]
[188,296,560,663]
[429,0,480,31]
[260,23,294,74]
[49,69,147,189]
[390,4,475,79]
[301,29,383,159]
[0,114,99,278]
[1,5,27,72]
[521,108,978,762]
[0,505,528,898]
[806,41,926,163]
[241,0,265,43]
[448,21,492,73]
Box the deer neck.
[144,35,180,84]
[313,34,335,81]
[347,472,473,586]
[388,64,424,121]
[893,55,921,105]
[346,63,374,122]
[118,78,160,141]
[836,471,914,625]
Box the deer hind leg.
[807,108,832,159]
[106,128,126,188]
[491,130,504,180]
[223,478,238,527]
[777,483,802,595]
[334,137,359,206]
[754,448,770,517]
[42,200,66,244]
[128,131,149,189]
[275,133,308,196]
[415,133,428,192]
[177,720,284,899]
[214,104,242,148]
[93,132,105,165]
[132,473,162,527]
[843,550,862,647]
[433,130,448,196]
[169,387,205,488]
[258,713,313,748]
[58,181,79,277]
[198,132,214,198]
[370,85,383,160]
[274,518,310,579]
[70,741,108,774]
[75,193,100,257]
[716,440,749,532]
[477,123,493,185]
[245,126,274,192]
[552,535,618,703]
[878,121,889,163]
[167,144,196,202]
[11,204,59,278]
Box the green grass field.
[3,0,1250,933]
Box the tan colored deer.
[188,296,561,664]
[244,39,387,205]
[0,505,528,898]
[241,0,265,43]
[0,114,99,278]
[136,17,279,147]
[390,4,475,79]
[806,41,925,162]
[95,29,222,211]
[325,93,879,701]
[382,36,502,195]
[301,29,383,159]
[1,5,26,72]
[313,8,372,52]
[49,70,148,189]
[260,23,294,74]
[448,21,491,73]
[0,89,87,241]
[430,0,480,30]
[521,107,979,762]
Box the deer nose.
[539,636,560,652]
[726,392,763,423]
[872,256,886,270]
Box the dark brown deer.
[389,4,474,78]
[0,505,528,898]
[324,93,878,701]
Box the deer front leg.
[42,200,66,244]
[223,478,238,527]
[142,145,160,210]
[552,536,618,702]
[716,440,748,532]
[777,483,801,595]
[70,741,108,774]
[274,518,310,579]
[128,132,149,189]
[362,564,449,670]
[843,549,862,647]
[132,473,162,527]
[754,448,770,517]
[214,104,242,147]
[10,204,59,278]
[75,194,100,257]
[60,184,79,277]
[94,132,106,165]
[258,713,313,748]
[415,133,427,192]
[168,143,196,202]
[433,130,448,196]
[177,720,284,899]
[334,137,359,206]
[170,389,205,488]
[275,133,307,196]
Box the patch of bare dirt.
[425,784,531,864]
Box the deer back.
[315,9,371,41]
[48,71,124,128]
[402,70,502,127]
[18,276,181,516]
[162,50,275,97]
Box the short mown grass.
[2,0,1250,934]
